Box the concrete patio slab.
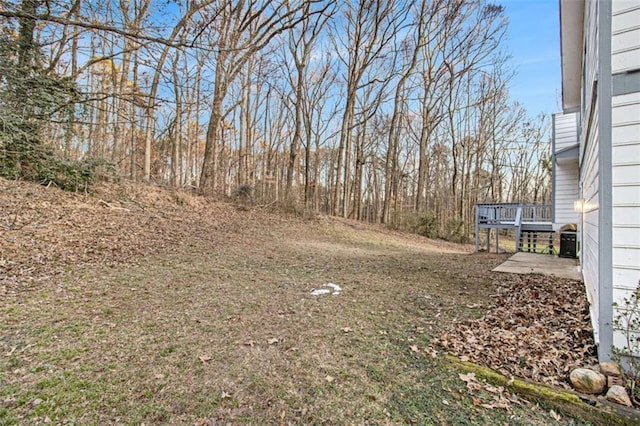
[493,252,582,281]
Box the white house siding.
[555,162,580,227]
[579,0,602,344]
[612,1,640,72]
[583,1,599,127]
[555,113,580,151]
[611,0,640,351]
[553,113,580,229]
[611,94,640,295]
[581,105,600,343]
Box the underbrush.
[0,143,117,192]
[392,211,470,243]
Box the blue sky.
[499,0,562,117]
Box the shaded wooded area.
[0,0,551,240]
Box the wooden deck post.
[514,205,523,253]
[475,206,480,252]
[487,229,490,252]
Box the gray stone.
[570,368,606,394]
[599,361,622,377]
[606,385,633,407]
[608,375,624,388]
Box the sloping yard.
[0,180,593,425]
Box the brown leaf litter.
[438,273,597,389]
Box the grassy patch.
[0,206,591,424]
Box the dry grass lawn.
[0,179,590,425]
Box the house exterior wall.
[579,0,602,346]
[561,0,640,362]
[552,113,580,230]
[611,0,640,351]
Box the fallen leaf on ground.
[484,384,502,394]
[458,372,476,383]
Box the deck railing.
[476,203,552,225]
[475,203,553,253]
[521,205,552,223]
[476,203,520,224]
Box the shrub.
[419,211,438,239]
[0,142,116,192]
[443,217,468,243]
[612,282,640,405]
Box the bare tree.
[329,0,408,217]
[283,0,335,203]
[380,0,429,224]
[198,0,330,196]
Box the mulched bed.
[437,273,598,389]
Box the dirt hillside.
[0,178,468,296]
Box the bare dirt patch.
[1,179,593,425]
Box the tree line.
[0,0,551,240]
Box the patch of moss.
[446,355,640,426]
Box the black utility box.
[559,231,577,258]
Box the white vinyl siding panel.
[612,28,640,53]
[613,265,640,291]
[613,226,640,249]
[613,165,640,185]
[613,125,640,145]
[613,246,640,267]
[612,1,640,72]
[613,185,640,202]
[613,144,640,165]
[613,1,640,13]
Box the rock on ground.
[599,361,622,377]
[606,385,633,407]
[569,368,606,394]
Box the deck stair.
[475,203,554,253]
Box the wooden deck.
[475,203,553,253]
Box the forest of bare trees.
[0,0,551,241]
